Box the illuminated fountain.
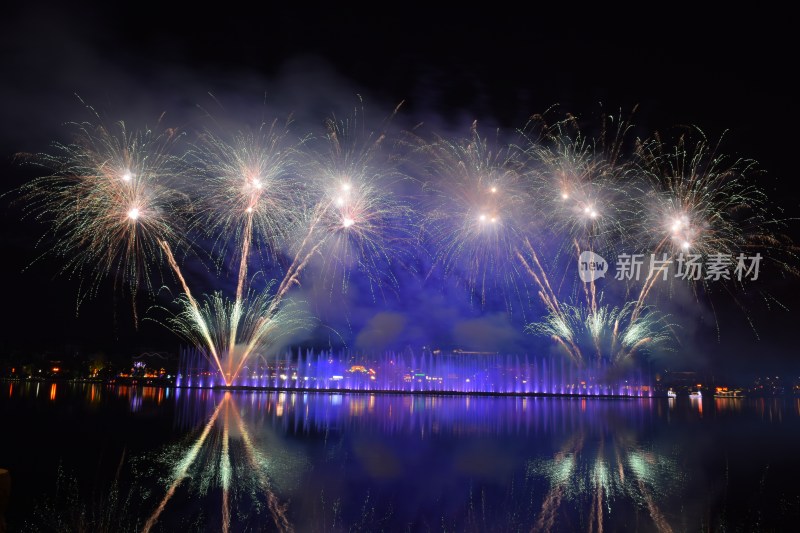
[176,348,651,397]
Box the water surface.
[1,381,799,531]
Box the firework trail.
[189,120,301,379]
[517,112,792,364]
[416,117,664,367]
[525,111,642,323]
[159,240,225,377]
[159,287,310,388]
[518,111,674,366]
[420,114,668,366]
[16,106,410,384]
[13,101,797,374]
[170,105,408,384]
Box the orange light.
[51,367,60,373]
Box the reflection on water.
[176,391,657,437]
[3,382,800,531]
[141,392,297,533]
[527,429,681,532]
[691,394,703,416]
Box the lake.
[1,381,799,531]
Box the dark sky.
[0,3,797,377]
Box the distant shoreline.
[5,377,787,399]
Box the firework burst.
[420,121,537,310]
[526,113,636,259]
[634,126,786,260]
[190,119,301,267]
[12,101,797,377]
[626,126,798,325]
[301,106,415,298]
[183,120,305,377]
[15,103,414,385]
[513,112,639,330]
[178,105,411,383]
[18,118,187,321]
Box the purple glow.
[176,348,651,397]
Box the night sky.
[1,3,797,378]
